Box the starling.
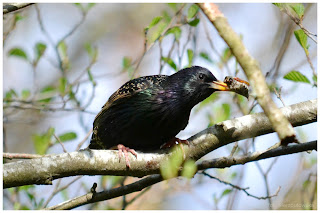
[89,66,242,167]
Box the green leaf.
[57,41,69,70]
[74,3,84,11]
[149,21,168,43]
[161,57,177,71]
[230,172,237,180]
[5,89,18,100]
[15,14,24,22]
[283,70,311,84]
[214,103,231,124]
[188,18,200,27]
[57,132,77,142]
[196,93,219,112]
[35,42,47,61]
[221,189,232,198]
[187,4,199,20]
[58,77,68,96]
[86,3,95,11]
[38,86,56,103]
[84,43,98,62]
[187,49,194,67]
[21,89,31,100]
[181,160,197,179]
[273,3,284,9]
[146,16,163,30]
[199,52,214,63]
[160,146,184,180]
[222,47,232,63]
[312,75,317,86]
[290,3,304,19]
[32,128,55,155]
[122,56,132,68]
[168,3,178,11]
[303,179,310,189]
[87,69,96,86]
[8,48,28,60]
[294,29,308,53]
[162,10,172,24]
[166,26,182,40]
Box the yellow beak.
[211,80,230,91]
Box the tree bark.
[3,99,317,188]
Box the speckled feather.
[89,66,220,151]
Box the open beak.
[210,80,230,91]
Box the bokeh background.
[3,3,317,210]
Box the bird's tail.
[88,131,105,149]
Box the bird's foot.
[117,144,138,168]
[160,137,189,149]
[160,138,189,159]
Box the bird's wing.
[94,75,168,121]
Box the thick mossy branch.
[3,99,317,188]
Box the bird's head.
[168,66,229,106]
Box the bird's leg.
[160,137,189,159]
[117,144,138,168]
[160,137,189,149]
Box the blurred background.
[3,3,317,210]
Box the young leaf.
[294,29,308,53]
[181,160,197,179]
[84,43,98,62]
[15,14,24,22]
[290,3,304,19]
[168,3,178,11]
[8,48,28,61]
[32,128,55,155]
[146,16,163,30]
[188,18,200,27]
[221,189,232,198]
[87,69,96,86]
[122,56,132,69]
[166,26,182,40]
[57,40,70,70]
[161,57,177,71]
[86,3,95,11]
[187,4,199,20]
[57,132,77,142]
[149,21,168,43]
[199,52,214,63]
[283,70,311,84]
[35,42,47,61]
[58,77,68,96]
[21,89,31,100]
[38,86,56,103]
[187,49,194,67]
[58,41,68,59]
[5,89,18,100]
[162,10,171,24]
[160,146,184,180]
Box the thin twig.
[202,171,281,200]
[53,134,68,153]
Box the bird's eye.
[199,73,205,80]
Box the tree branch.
[3,3,34,14]
[3,99,317,189]
[46,140,316,210]
[198,3,297,145]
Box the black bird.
[89,66,232,167]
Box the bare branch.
[201,171,281,200]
